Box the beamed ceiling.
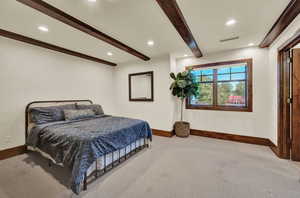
[0,0,292,65]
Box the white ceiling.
[0,0,291,64]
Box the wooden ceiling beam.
[0,29,117,66]
[259,0,300,48]
[17,0,150,61]
[156,0,203,58]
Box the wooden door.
[292,49,300,161]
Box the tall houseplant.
[170,70,198,137]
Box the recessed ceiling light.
[248,43,254,46]
[225,19,237,26]
[38,26,49,32]
[88,0,97,2]
[107,52,113,56]
[184,54,188,57]
[147,40,154,46]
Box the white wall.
[113,55,174,131]
[294,43,300,48]
[112,14,300,145]
[268,14,300,145]
[113,47,274,141]
[175,47,272,139]
[2,14,300,150]
[0,37,116,150]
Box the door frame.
[276,32,300,159]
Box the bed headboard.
[25,99,93,140]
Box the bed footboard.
[83,137,150,191]
[25,100,151,193]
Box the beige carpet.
[1,136,300,198]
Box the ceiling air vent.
[220,36,239,43]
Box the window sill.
[186,105,252,112]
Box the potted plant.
[170,70,198,137]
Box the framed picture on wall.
[128,71,154,102]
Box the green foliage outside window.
[190,65,247,107]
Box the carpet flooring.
[0,136,300,198]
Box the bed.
[25,100,152,194]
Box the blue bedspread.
[26,115,152,194]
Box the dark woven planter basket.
[174,121,190,137]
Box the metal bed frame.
[25,99,150,191]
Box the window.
[186,59,253,112]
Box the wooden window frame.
[185,58,253,112]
